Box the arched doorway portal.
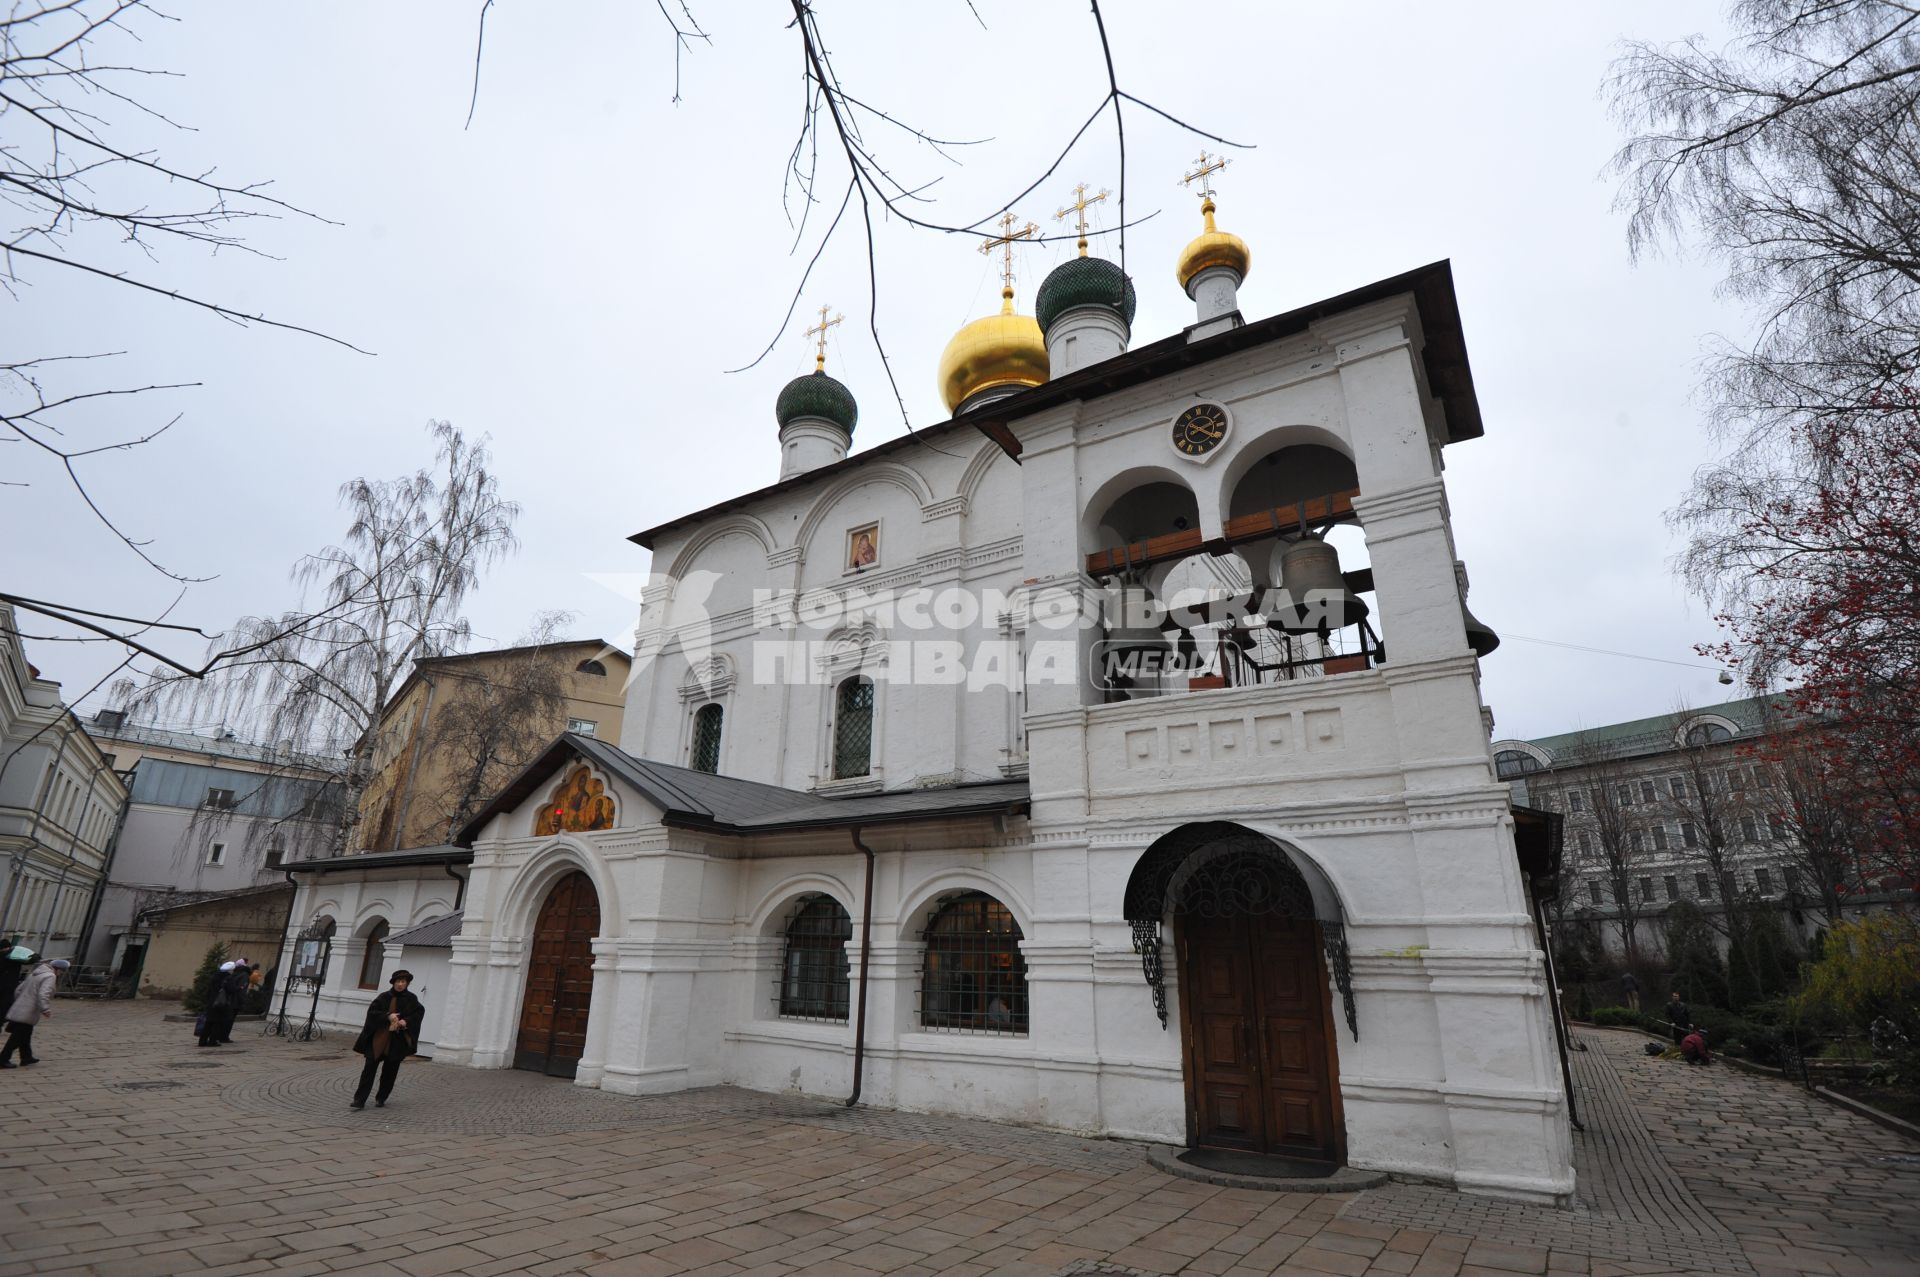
[1124,824,1355,1163]
[515,870,599,1078]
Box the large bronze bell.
[1454,560,1499,657]
[1101,616,1171,694]
[1273,537,1368,634]
[1462,601,1500,657]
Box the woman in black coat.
[351,970,425,1110]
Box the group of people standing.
[196,958,258,1047]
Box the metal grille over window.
[832,677,874,779]
[777,894,851,1021]
[690,704,724,775]
[920,892,1027,1035]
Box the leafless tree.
[116,423,519,856]
[1747,717,1867,921]
[466,2,1248,432]
[1609,2,1920,632]
[1534,736,1652,967]
[417,614,575,845]
[2,1,355,661]
[1656,723,1775,940]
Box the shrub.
[1591,1006,1641,1027]
[1794,913,1920,1039]
[1728,895,1801,1010]
[1665,901,1729,1008]
[1692,1005,1787,1066]
[182,941,228,1013]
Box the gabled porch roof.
[455,733,1029,845]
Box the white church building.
[285,178,1575,1202]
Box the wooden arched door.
[515,870,600,1078]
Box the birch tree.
[120,423,519,855]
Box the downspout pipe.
[444,861,468,911]
[846,825,875,1108]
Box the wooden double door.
[1178,910,1341,1161]
[515,871,599,1078]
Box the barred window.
[778,894,851,1021]
[832,677,874,780]
[920,892,1027,1035]
[690,704,724,775]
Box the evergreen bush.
[1665,901,1729,1007]
[182,941,228,1013]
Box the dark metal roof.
[631,260,1480,550]
[286,845,473,875]
[134,883,292,919]
[387,911,463,949]
[455,733,1029,845]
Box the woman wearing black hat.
[350,970,424,1110]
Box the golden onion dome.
[937,286,1049,412]
[1176,197,1251,291]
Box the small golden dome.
[1176,198,1251,291]
[937,287,1049,412]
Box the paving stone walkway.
[0,1004,1914,1277]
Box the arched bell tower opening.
[1124,823,1355,1163]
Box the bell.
[1273,537,1367,634]
[1100,618,1171,694]
[1462,600,1500,657]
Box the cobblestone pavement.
[0,1005,1914,1277]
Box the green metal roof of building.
[1519,693,1785,762]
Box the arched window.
[576,658,608,676]
[778,894,852,1021]
[1494,750,1541,780]
[357,919,389,989]
[690,703,724,775]
[832,677,875,779]
[1684,722,1732,746]
[921,892,1027,1034]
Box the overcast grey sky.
[5,1,1747,741]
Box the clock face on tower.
[1171,402,1230,459]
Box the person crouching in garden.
[351,970,424,1110]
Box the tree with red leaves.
[1695,399,1920,893]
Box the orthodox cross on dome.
[804,304,844,373]
[1054,182,1110,257]
[978,211,1038,301]
[1181,150,1229,202]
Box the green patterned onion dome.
[775,370,857,435]
[1035,256,1137,334]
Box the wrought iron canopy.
[1122,823,1358,1040]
